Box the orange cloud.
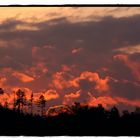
[65,91,81,99]
[63,90,81,105]
[88,96,118,109]
[51,71,110,98]
[0,92,13,108]
[52,72,73,90]
[70,71,109,92]
[1,8,140,24]
[0,77,7,87]
[115,97,140,107]
[44,89,59,101]
[12,71,34,83]
[87,96,140,109]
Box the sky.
[0,7,140,112]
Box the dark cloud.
[129,53,140,62]
[109,56,135,81]
[109,80,140,100]
[0,19,24,30]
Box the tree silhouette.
[0,99,140,135]
[4,100,8,108]
[13,91,17,111]
[29,92,34,115]
[96,104,105,115]
[71,102,81,113]
[38,95,46,117]
[122,110,130,116]
[134,107,140,115]
[110,106,120,120]
[15,89,26,113]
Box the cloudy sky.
[0,7,140,111]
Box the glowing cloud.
[12,72,34,83]
[44,89,59,101]
[71,71,109,92]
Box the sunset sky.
[0,7,140,111]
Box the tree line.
[0,88,47,116]
[0,99,140,135]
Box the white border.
[1,137,140,140]
[0,0,140,5]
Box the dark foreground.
[0,104,140,136]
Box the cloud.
[0,77,7,87]
[88,96,118,109]
[44,89,59,101]
[1,8,140,24]
[0,8,140,111]
[87,96,140,109]
[72,47,83,54]
[71,71,109,92]
[113,54,140,81]
[51,71,74,90]
[12,71,34,83]
[115,44,140,54]
[109,78,140,100]
[63,90,81,105]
